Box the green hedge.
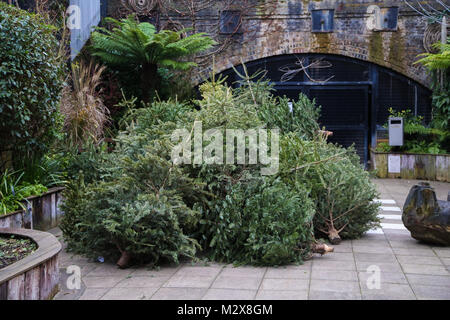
[0,3,63,165]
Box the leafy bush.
[416,40,450,131]
[16,153,68,188]
[380,109,449,154]
[0,3,63,165]
[430,81,450,131]
[0,170,47,215]
[204,177,315,266]
[375,142,391,153]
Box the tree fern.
[416,40,450,71]
[90,15,216,101]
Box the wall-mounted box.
[369,6,399,31]
[311,9,334,32]
[220,10,242,34]
[380,7,399,31]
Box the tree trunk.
[141,63,159,102]
[312,243,334,255]
[328,226,342,245]
[117,251,132,269]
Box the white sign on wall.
[388,155,401,173]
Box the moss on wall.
[368,32,384,64]
[312,32,331,53]
[388,31,406,71]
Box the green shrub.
[0,3,63,165]
[0,170,47,215]
[375,142,392,153]
[204,177,315,266]
[385,109,449,154]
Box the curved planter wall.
[371,150,449,182]
[0,228,61,300]
[0,187,64,231]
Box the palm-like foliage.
[416,40,450,71]
[90,15,216,101]
[416,39,450,130]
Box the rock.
[402,182,450,246]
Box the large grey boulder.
[402,182,450,246]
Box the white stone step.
[373,199,396,205]
[378,214,402,220]
[380,206,401,212]
[381,223,407,230]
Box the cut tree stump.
[402,182,450,246]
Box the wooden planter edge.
[0,228,61,285]
[370,149,449,182]
[0,187,65,218]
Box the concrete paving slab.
[163,275,217,288]
[309,279,360,293]
[397,255,444,266]
[265,266,310,279]
[256,290,308,300]
[358,271,408,285]
[211,275,262,290]
[220,266,267,278]
[361,283,416,300]
[401,264,449,276]
[151,288,207,300]
[309,290,362,300]
[311,270,358,282]
[312,260,356,271]
[202,289,256,300]
[82,276,124,288]
[260,278,309,291]
[406,274,450,287]
[115,275,171,288]
[100,287,158,300]
[78,288,109,300]
[412,284,450,300]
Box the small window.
[379,7,399,31]
[311,9,334,32]
[220,10,242,34]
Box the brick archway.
[196,23,430,89]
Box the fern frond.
[90,14,216,70]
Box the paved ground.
[53,179,450,300]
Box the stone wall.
[108,0,443,88]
